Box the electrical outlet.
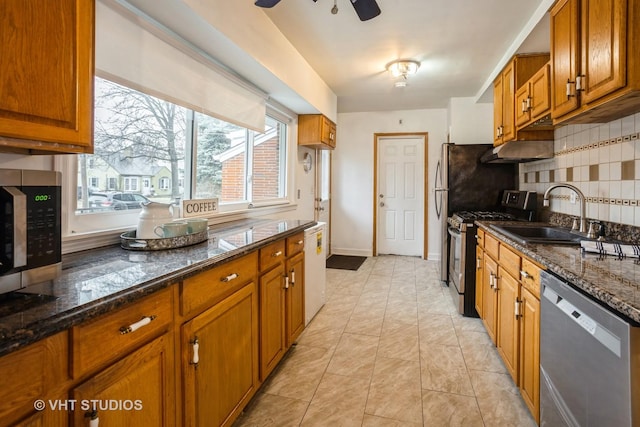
[570,193,577,204]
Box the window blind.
[95,1,267,132]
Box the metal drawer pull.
[190,337,199,366]
[221,273,238,282]
[120,315,157,334]
[520,270,531,280]
[297,240,303,245]
[272,250,283,257]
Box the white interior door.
[315,149,331,255]
[376,136,424,257]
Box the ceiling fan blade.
[350,0,381,21]
[255,0,281,8]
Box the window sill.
[62,202,298,254]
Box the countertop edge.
[0,220,314,358]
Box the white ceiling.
[260,0,553,113]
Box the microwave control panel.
[22,186,61,268]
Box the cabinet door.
[530,64,551,120]
[515,84,531,127]
[496,268,520,383]
[182,283,259,427]
[519,286,540,424]
[259,264,286,381]
[493,75,504,145]
[551,0,580,118]
[286,251,305,346]
[0,0,93,152]
[474,246,484,318]
[482,255,499,344]
[501,63,516,142]
[581,0,627,104]
[13,395,68,427]
[72,334,175,426]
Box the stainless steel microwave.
[0,169,62,294]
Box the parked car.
[88,192,150,210]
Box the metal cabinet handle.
[489,273,495,289]
[284,276,290,289]
[515,300,521,319]
[190,337,199,366]
[119,315,157,334]
[476,257,482,269]
[272,250,283,257]
[520,270,531,280]
[221,273,238,282]
[297,240,303,245]
[290,269,295,285]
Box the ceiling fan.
[255,0,381,22]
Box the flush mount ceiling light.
[386,59,421,79]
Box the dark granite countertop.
[477,221,640,325]
[0,218,314,357]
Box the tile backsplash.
[520,112,640,227]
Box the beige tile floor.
[234,255,537,427]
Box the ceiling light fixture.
[386,59,421,79]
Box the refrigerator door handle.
[434,160,444,219]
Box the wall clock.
[303,152,313,172]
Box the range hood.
[480,140,554,164]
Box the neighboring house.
[215,127,280,200]
[82,155,177,198]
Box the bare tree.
[93,79,186,200]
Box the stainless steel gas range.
[447,190,537,317]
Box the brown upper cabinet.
[298,114,336,150]
[551,0,640,124]
[0,0,94,154]
[493,54,552,146]
[516,62,552,130]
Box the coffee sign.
[182,198,218,218]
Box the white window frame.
[58,107,297,253]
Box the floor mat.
[326,255,367,271]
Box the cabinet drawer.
[520,258,542,298]
[181,252,258,318]
[286,232,305,257]
[476,229,485,247]
[72,287,173,378]
[260,240,286,272]
[484,233,500,259]
[499,244,521,279]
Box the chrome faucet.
[542,183,587,233]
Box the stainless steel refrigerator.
[434,143,517,282]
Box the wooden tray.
[120,230,208,251]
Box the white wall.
[332,109,447,259]
[447,97,494,144]
[331,100,495,260]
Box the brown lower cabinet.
[182,281,259,427]
[476,230,542,424]
[72,333,175,426]
[0,234,305,427]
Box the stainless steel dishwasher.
[540,270,640,427]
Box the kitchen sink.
[489,224,582,245]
